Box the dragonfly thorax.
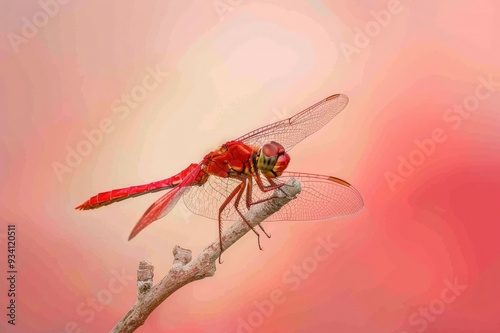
[256,141,290,177]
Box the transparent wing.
[182,176,242,221]
[236,94,349,151]
[262,171,364,222]
[181,171,363,222]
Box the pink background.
[1,1,499,332]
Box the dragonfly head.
[257,141,290,177]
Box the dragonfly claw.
[258,224,271,239]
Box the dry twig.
[110,179,301,332]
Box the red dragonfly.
[76,94,363,258]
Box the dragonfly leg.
[258,224,271,239]
[233,178,264,250]
[245,178,271,239]
[218,181,245,263]
[265,175,279,187]
[245,176,253,210]
[254,171,284,193]
[217,177,263,262]
[245,173,285,207]
[250,174,295,207]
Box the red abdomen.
[75,163,199,210]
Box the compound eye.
[270,141,285,155]
[262,143,278,158]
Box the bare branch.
[110,179,301,333]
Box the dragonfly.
[76,93,364,260]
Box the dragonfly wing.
[262,171,364,222]
[128,163,202,240]
[182,176,241,221]
[182,170,362,223]
[236,94,349,151]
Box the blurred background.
[1,1,499,332]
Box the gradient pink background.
[1,1,499,332]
